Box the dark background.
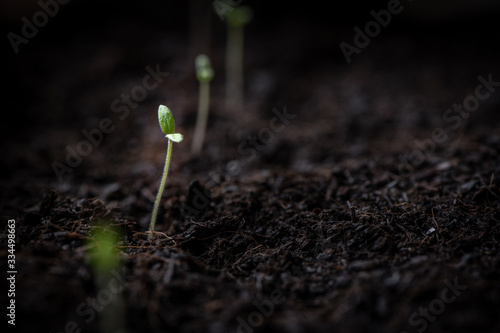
[2,0,499,185]
[2,0,500,147]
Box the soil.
[1,1,500,333]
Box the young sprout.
[225,6,253,111]
[89,227,120,274]
[149,105,183,239]
[88,225,125,333]
[191,54,214,156]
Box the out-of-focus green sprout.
[225,6,253,111]
[191,54,214,156]
[87,224,125,333]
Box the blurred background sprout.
[225,6,253,111]
[191,54,214,155]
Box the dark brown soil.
[1,1,500,333]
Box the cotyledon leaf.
[166,133,183,143]
[158,104,175,135]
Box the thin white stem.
[191,80,210,155]
[149,139,173,239]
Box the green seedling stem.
[149,105,183,239]
[225,6,253,111]
[192,54,214,155]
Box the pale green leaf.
[166,133,184,143]
[195,54,214,83]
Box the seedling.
[191,54,214,155]
[89,227,120,274]
[149,105,183,239]
[87,225,125,333]
[225,6,253,111]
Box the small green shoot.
[149,105,183,239]
[88,225,125,333]
[225,6,253,111]
[191,54,214,155]
[89,227,121,274]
